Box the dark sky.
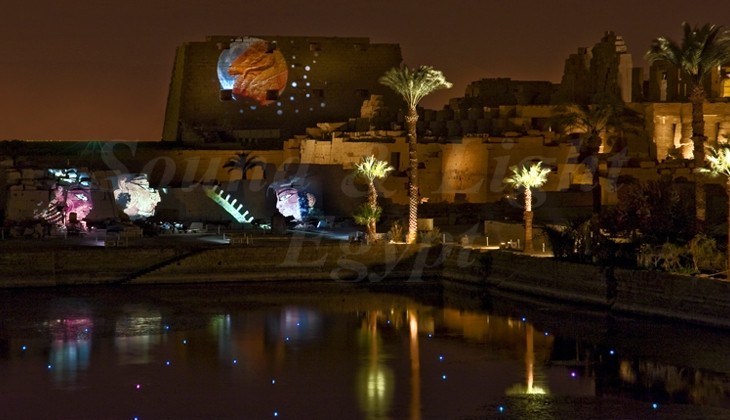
[1,0,727,141]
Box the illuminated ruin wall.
[647,102,730,161]
[162,36,403,144]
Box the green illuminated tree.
[353,155,394,239]
[504,162,551,254]
[380,65,452,243]
[646,22,730,226]
[223,151,265,181]
[699,144,730,271]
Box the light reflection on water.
[1,284,730,419]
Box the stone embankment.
[442,249,730,329]
[2,239,730,329]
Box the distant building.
[3,31,730,230]
[162,36,403,147]
[553,31,634,104]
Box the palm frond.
[354,155,394,182]
[379,65,452,109]
[701,144,730,178]
[504,162,551,190]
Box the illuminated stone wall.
[646,102,730,162]
[162,36,403,143]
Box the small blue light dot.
[521,317,526,322]
[652,403,658,410]
[47,364,52,369]
[441,374,447,380]
[428,334,432,338]
[571,372,576,377]
[274,411,278,417]
[271,379,276,384]
[285,337,290,341]
[499,406,504,412]
[165,361,171,366]
[609,350,615,355]
[165,325,170,330]
[233,359,238,364]
[387,320,391,324]
[438,355,444,361]
[544,332,549,336]
[183,339,187,344]
[21,345,27,351]
[296,322,300,326]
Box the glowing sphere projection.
[217,38,288,105]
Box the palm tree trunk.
[524,188,533,253]
[726,179,730,275]
[524,210,534,254]
[405,107,419,244]
[368,181,378,238]
[590,155,601,215]
[691,84,707,230]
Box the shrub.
[689,234,725,273]
[388,220,404,243]
[418,227,442,244]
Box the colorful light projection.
[36,168,94,230]
[203,185,254,223]
[112,174,161,220]
[217,38,288,105]
[269,177,319,223]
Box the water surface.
[1,282,729,419]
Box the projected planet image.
[217,38,288,105]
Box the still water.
[1,282,729,419]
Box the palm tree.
[550,97,643,214]
[379,65,452,243]
[353,155,394,239]
[699,144,730,272]
[645,22,730,226]
[223,151,266,181]
[504,162,551,254]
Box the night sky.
[1,0,726,141]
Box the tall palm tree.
[504,162,551,254]
[645,22,730,226]
[353,155,394,238]
[699,144,730,272]
[223,151,265,181]
[379,65,452,243]
[550,97,643,214]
